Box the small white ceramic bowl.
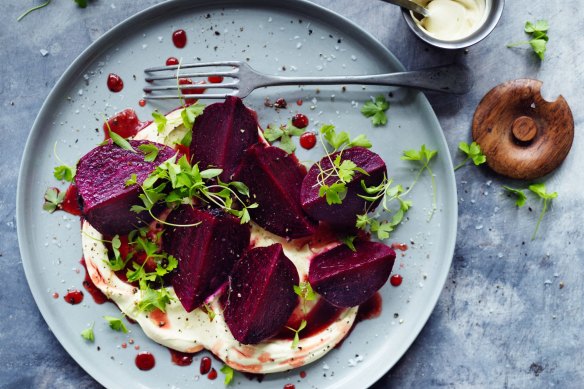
[401,0,505,49]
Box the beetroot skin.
[301,147,386,228]
[233,144,318,239]
[190,96,259,181]
[308,241,396,307]
[224,244,299,344]
[76,140,176,236]
[164,206,251,312]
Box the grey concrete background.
[1,0,582,388]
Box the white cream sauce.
[412,0,487,41]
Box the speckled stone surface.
[1,1,582,388]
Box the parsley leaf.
[181,103,206,130]
[507,20,549,60]
[293,282,316,303]
[80,322,95,342]
[360,95,390,126]
[454,141,486,171]
[320,124,372,151]
[503,186,527,207]
[54,165,76,182]
[138,144,160,162]
[287,320,307,349]
[109,130,136,153]
[529,183,557,240]
[221,365,235,385]
[152,112,167,134]
[263,121,305,154]
[43,187,65,213]
[103,316,128,333]
[340,235,357,251]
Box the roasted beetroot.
[224,244,299,344]
[164,206,251,312]
[190,96,259,181]
[300,147,386,228]
[76,140,176,236]
[233,144,318,239]
[308,241,396,307]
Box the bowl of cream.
[402,0,504,49]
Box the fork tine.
[144,60,241,73]
[145,70,238,82]
[144,82,238,92]
[143,92,237,100]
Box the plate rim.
[16,0,458,388]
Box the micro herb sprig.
[355,145,437,239]
[220,365,235,385]
[81,230,128,271]
[314,124,372,205]
[288,281,316,349]
[80,322,95,342]
[507,20,549,60]
[52,142,76,182]
[202,303,216,322]
[180,102,205,131]
[263,121,305,154]
[126,155,257,225]
[103,316,128,333]
[152,111,167,134]
[360,95,390,126]
[43,187,65,213]
[17,0,51,22]
[102,115,136,152]
[454,141,486,171]
[504,183,558,240]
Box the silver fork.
[143,60,472,100]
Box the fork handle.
[258,64,472,95]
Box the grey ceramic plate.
[16,1,457,388]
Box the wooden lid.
[472,79,574,180]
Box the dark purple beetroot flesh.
[308,241,396,307]
[76,140,177,236]
[233,144,318,239]
[300,147,387,228]
[164,206,251,312]
[224,244,299,344]
[190,96,259,181]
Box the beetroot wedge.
[308,241,396,307]
[300,147,386,228]
[76,140,176,236]
[224,244,299,344]
[190,96,259,181]
[233,144,318,239]
[164,206,251,312]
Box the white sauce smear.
[412,0,487,41]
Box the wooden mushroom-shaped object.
[472,79,574,180]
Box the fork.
[143,60,472,100]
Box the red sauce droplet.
[166,57,179,66]
[283,384,296,389]
[138,99,146,107]
[296,99,303,106]
[169,349,194,366]
[60,184,82,216]
[208,368,218,380]
[178,78,206,105]
[200,356,212,375]
[121,343,127,349]
[106,73,124,93]
[299,132,317,150]
[52,292,59,299]
[391,243,408,251]
[299,371,307,378]
[63,289,84,305]
[103,109,147,139]
[81,258,109,304]
[172,29,187,48]
[207,75,224,84]
[135,352,156,371]
[274,98,287,108]
[292,113,309,129]
[390,274,403,287]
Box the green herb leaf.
[340,235,357,252]
[17,0,51,21]
[503,186,527,207]
[293,282,316,302]
[103,316,128,333]
[287,319,308,349]
[319,182,347,205]
[138,144,160,162]
[179,128,192,147]
[80,322,95,342]
[54,165,76,182]
[360,95,390,126]
[43,187,65,213]
[508,20,549,60]
[137,288,172,313]
[152,112,167,134]
[74,0,88,8]
[529,183,558,200]
[220,365,235,385]
[262,122,305,154]
[181,103,206,130]
[454,141,486,171]
[109,130,136,153]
